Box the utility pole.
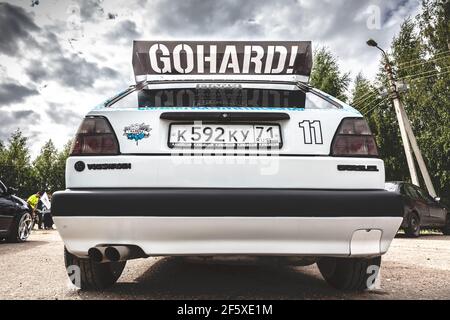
[366,39,437,197]
[384,61,420,187]
[398,107,437,197]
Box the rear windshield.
[109,83,338,109]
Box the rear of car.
[52,41,403,291]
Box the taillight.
[331,118,378,157]
[70,117,119,156]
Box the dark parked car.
[385,181,449,237]
[0,180,33,242]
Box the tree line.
[0,130,71,199]
[0,0,448,204]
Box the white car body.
[53,80,402,258]
[52,42,403,291]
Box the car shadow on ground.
[78,257,389,300]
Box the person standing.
[41,192,54,230]
[27,191,43,229]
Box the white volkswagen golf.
[52,41,403,291]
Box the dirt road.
[1,230,449,299]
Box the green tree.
[0,140,5,161]
[419,0,449,54]
[350,72,375,111]
[0,130,34,198]
[33,140,58,193]
[414,0,450,203]
[348,3,449,204]
[0,140,6,176]
[53,140,72,191]
[356,1,450,203]
[387,1,450,203]
[310,47,350,101]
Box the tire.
[7,211,33,243]
[64,247,126,290]
[317,256,381,291]
[442,214,450,235]
[404,212,421,237]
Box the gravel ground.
[0,230,449,300]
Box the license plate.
[168,123,282,148]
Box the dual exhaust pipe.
[88,245,144,263]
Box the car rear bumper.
[52,188,403,257]
[52,188,402,217]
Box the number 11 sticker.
[299,120,323,144]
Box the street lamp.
[366,39,389,63]
[366,39,378,47]
[366,38,395,93]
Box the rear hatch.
[89,83,360,156]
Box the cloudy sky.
[0,0,421,157]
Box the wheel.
[442,214,450,235]
[317,256,381,291]
[64,247,126,290]
[404,212,420,237]
[7,212,33,242]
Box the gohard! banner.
[132,41,312,79]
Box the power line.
[362,99,386,116]
[397,54,450,71]
[359,96,386,114]
[398,66,450,80]
[404,69,450,83]
[396,49,450,67]
[357,96,380,112]
[396,52,450,68]
[352,87,379,102]
[355,94,384,113]
[363,98,389,116]
[352,91,378,108]
[352,90,375,104]
[352,56,450,107]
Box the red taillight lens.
[70,117,119,156]
[331,118,378,157]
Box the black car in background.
[385,181,449,237]
[0,180,33,242]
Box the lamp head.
[366,39,378,47]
